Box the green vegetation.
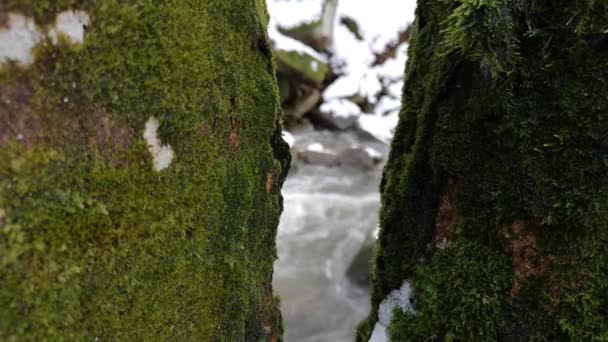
[389,239,512,341]
[359,0,608,340]
[0,0,289,340]
[275,50,328,85]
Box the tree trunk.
[0,1,289,340]
[360,0,608,340]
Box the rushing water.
[273,130,388,342]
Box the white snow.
[267,0,417,143]
[338,1,416,54]
[51,10,90,44]
[329,23,379,102]
[268,24,328,63]
[320,98,361,118]
[306,142,326,153]
[266,0,324,29]
[364,146,382,159]
[375,96,402,116]
[0,13,41,66]
[143,117,174,172]
[323,75,360,99]
[266,0,328,63]
[357,110,399,144]
[282,130,295,148]
[373,44,409,81]
[369,281,415,342]
[386,81,404,98]
[326,1,415,105]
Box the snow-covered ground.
[269,0,417,143]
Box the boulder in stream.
[338,147,383,170]
[311,98,361,130]
[346,238,375,287]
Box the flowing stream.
[273,130,388,342]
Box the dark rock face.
[310,110,359,131]
[284,88,321,121]
[359,0,608,341]
[347,239,375,287]
[297,150,339,167]
[338,147,382,170]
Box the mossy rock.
[275,50,328,85]
[359,0,608,341]
[0,0,289,340]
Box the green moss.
[0,0,289,340]
[389,239,512,341]
[557,242,608,341]
[360,0,608,340]
[274,50,328,85]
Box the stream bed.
[273,130,388,342]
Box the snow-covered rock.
[313,98,361,130]
[306,142,327,153]
[357,111,400,144]
[282,131,296,148]
[338,147,382,170]
[268,0,416,143]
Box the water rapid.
[273,130,387,342]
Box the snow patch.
[357,111,399,144]
[320,98,361,118]
[0,14,41,66]
[369,281,415,342]
[364,146,382,159]
[326,1,415,105]
[373,44,409,81]
[143,117,174,172]
[267,0,417,143]
[386,81,404,98]
[269,24,328,63]
[375,96,401,116]
[337,0,416,54]
[282,130,295,148]
[266,0,324,29]
[50,10,90,44]
[306,142,326,153]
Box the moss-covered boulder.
[359,0,608,341]
[0,1,289,340]
[275,50,328,86]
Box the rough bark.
[0,1,289,341]
[359,0,608,341]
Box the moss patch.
[0,0,289,340]
[389,239,512,341]
[360,0,608,340]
